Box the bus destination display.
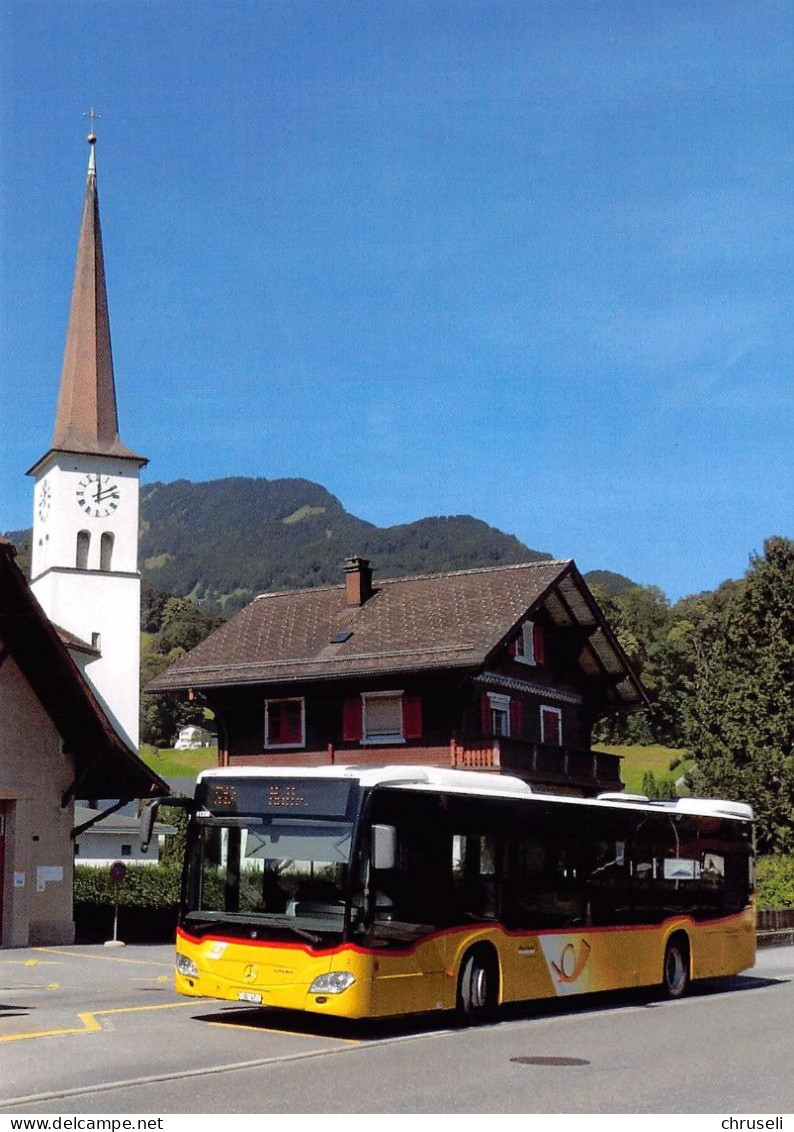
[199,777,353,818]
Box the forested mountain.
[138,477,553,615]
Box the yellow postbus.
[142,765,755,1022]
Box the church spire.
[46,131,145,464]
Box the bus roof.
[195,765,753,821]
[197,764,534,797]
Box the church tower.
[27,131,147,750]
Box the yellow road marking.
[0,1001,195,1044]
[9,983,62,990]
[35,947,173,967]
[1,959,58,966]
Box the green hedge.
[75,856,794,916]
[757,855,794,909]
[74,863,182,909]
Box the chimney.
[344,556,374,606]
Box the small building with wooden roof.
[148,556,646,796]
[0,539,166,946]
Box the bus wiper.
[184,910,323,945]
[285,924,323,945]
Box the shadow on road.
[191,970,789,1043]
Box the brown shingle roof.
[148,560,645,705]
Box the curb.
[757,930,794,949]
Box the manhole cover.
[510,1056,590,1067]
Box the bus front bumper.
[174,929,373,1018]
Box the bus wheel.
[457,948,498,1024]
[662,935,690,999]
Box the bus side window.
[502,835,556,930]
[450,833,498,920]
[584,837,631,926]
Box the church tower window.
[100,531,114,571]
[76,530,90,569]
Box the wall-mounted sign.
[36,865,64,891]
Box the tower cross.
[83,106,100,139]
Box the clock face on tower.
[76,473,121,518]
[38,480,51,522]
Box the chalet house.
[0,538,167,946]
[149,557,646,796]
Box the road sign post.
[105,860,127,947]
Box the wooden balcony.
[226,738,624,797]
[450,737,623,796]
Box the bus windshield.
[185,816,354,938]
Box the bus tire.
[457,947,498,1025]
[662,934,690,999]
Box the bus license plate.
[237,991,262,1004]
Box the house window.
[342,692,423,744]
[363,692,405,743]
[540,705,563,746]
[120,844,132,857]
[515,620,545,666]
[482,692,511,738]
[265,698,305,748]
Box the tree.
[139,589,222,747]
[685,538,794,853]
[591,583,680,744]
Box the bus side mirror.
[140,799,161,853]
[140,795,196,852]
[371,824,396,870]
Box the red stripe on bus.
[177,907,752,960]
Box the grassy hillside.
[596,744,693,795]
[139,744,218,779]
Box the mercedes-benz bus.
[142,765,755,1022]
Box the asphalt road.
[1,943,792,1114]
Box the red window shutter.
[342,697,363,742]
[507,638,518,658]
[510,698,523,738]
[283,701,303,744]
[480,694,491,737]
[402,694,423,739]
[533,623,546,665]
[541,706,562,746]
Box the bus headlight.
[176,952,199,978]
[309,971,356,994]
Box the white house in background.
[174,725,214,750]
[74,806,176,867]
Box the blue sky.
[1,0,791,601]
